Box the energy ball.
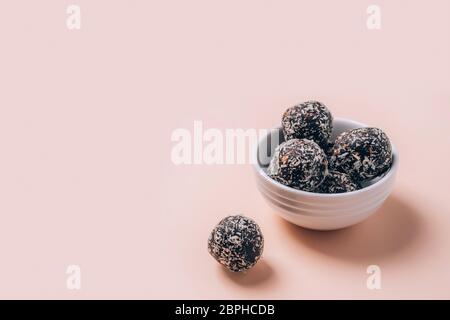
[208,215,264,272]
[324,141,335,157]
[268,139,328,191]
[316,171,360,194]
[329,127,393,182]
[267,142,283,176]
[281,100,333,149]
[267,172,290,188]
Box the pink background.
[0,0,449,299]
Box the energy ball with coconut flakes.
[268,139,328,191]
[317,171,360,194]
[281,100,333,149]
[329,127,393,182]
[208,215,264,272]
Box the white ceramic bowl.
[253,118,398,230]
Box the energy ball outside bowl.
[316,171,360,194]
[268,139,328,191]
[208,215,264,272]
[281,100,333,149]
[329,127,393,182]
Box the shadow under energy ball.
[208,215,264,272]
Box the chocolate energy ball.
[316,171,360,194]
[323,141,335,157]
[281,100,333,149]
[329,127,393,182]
[268,139,328,191]
[208,215,264,272]
[267,142,283,176]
